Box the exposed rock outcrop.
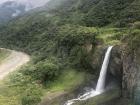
[122,47,140,104]
[122,48,137,98]
[109,46,122,83]
[108,45,140,104]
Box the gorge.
[65,46,113,105]
[0,0,139,105]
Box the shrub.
[133,22,140,29]
[57,24,97,51]
[20,57,61,83]
[126,30,140,51]
[9,72,32,85]
[21,86,42,105]
[34,61,60,82]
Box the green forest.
[0,0,140,105]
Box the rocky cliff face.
[109,46,123,84]
[122,47,140,104]
[122,47,137,99]
[108,45,140,104]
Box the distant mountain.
[0,1,33,24]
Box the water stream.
[64,46,113,105]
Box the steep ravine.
[75,45,139,105]
[100,45,140,105]
[43,45,140,105]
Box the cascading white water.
[64,46,113,105]
[96,46,113,93]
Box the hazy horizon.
[0,0,50,8]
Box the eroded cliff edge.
[105,44,140,105]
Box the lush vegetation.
[0,21,97,105]
[0,0,139,105]
[44,0,140,27]
[0,67,90,105]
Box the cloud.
[12,10,21,17]
[0,0,50,8]
[29,0,50,7]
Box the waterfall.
[64,46,113,105]
[96,46,113,93]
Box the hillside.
[0,0,139,50]
[0,0,140,105]
[44,0,140,27]
[0,0,140,27]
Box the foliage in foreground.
[0,67,88,105]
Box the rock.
[72,88,121,105]
[89,46,107,74]
[109,45,140,103]
[122,47,140,102]
[108,46,123,83]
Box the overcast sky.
[0,0,50,8]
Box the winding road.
[0,49,30,80]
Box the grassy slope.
[97,27,130,45]
[0,69,91,105]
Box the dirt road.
[0,49,30,80]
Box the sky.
[0,0,50,8]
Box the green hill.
[0,0,140,105]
